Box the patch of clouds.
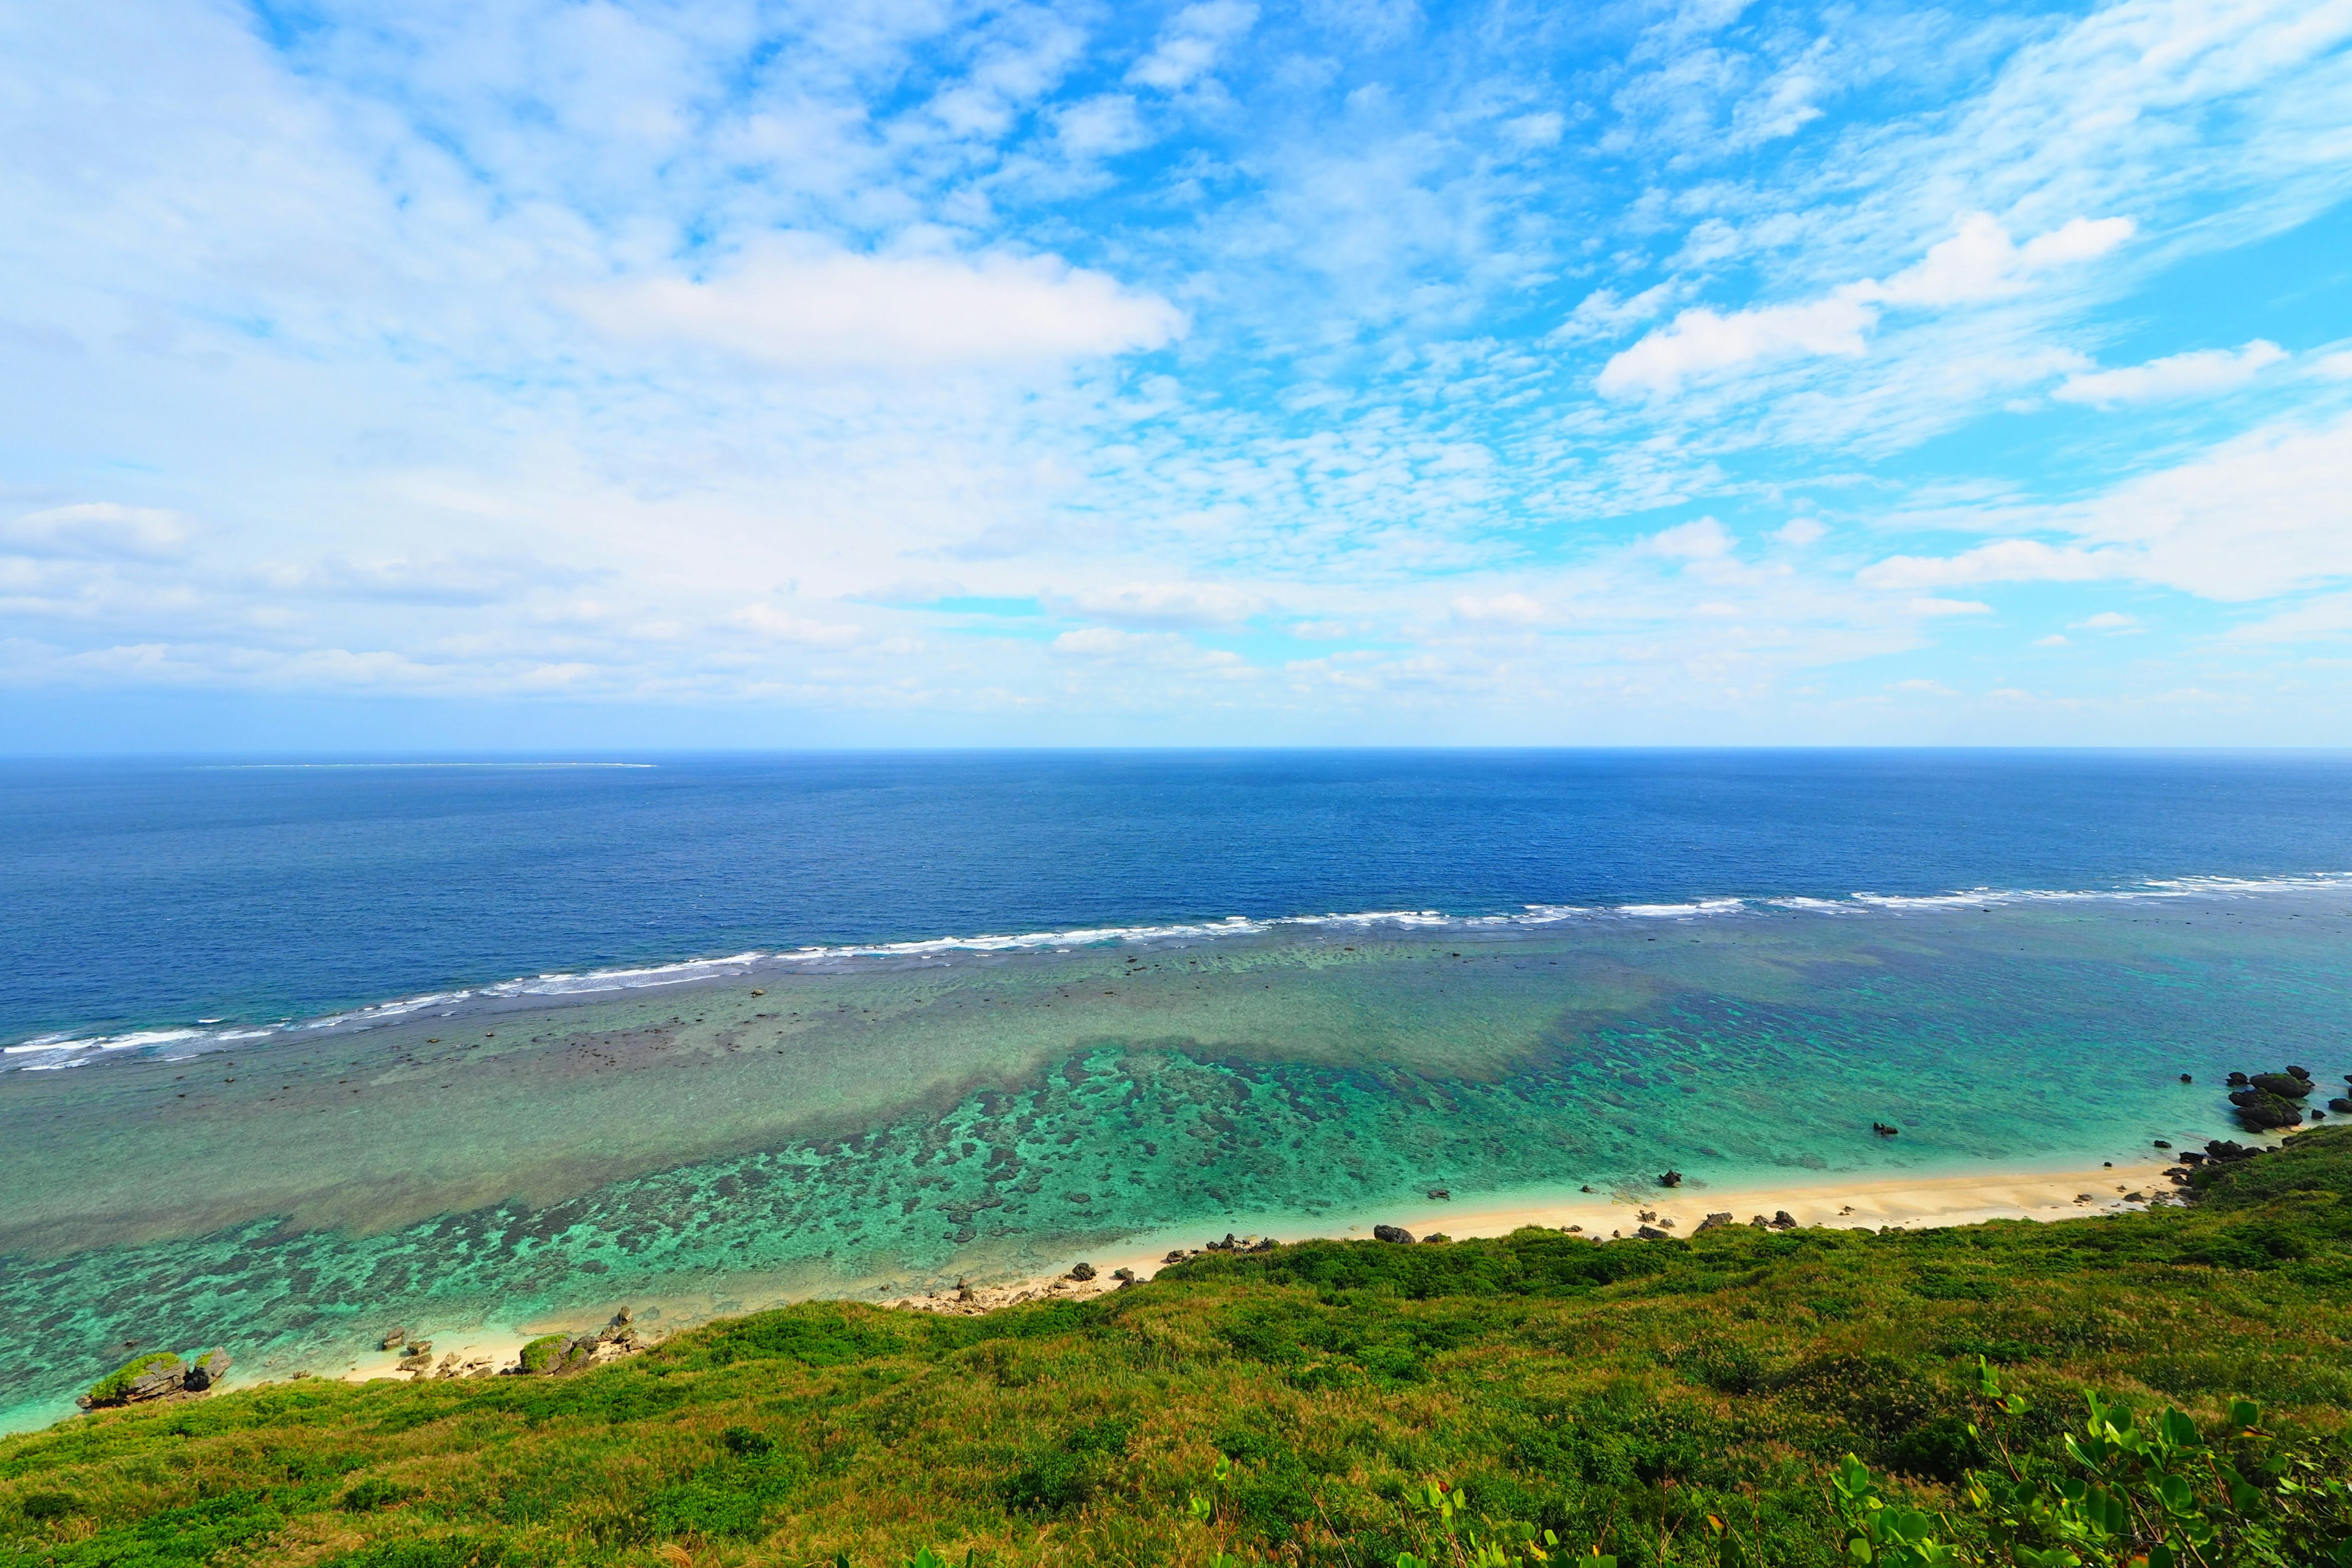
[1598,213,2131,398]
[728,605,863,646]
[1058,581,1262,627]
[1642,518,1738,559]
[1449,591,1547,624]
[2053,341,2287,407]
[1774,516,1828,546]
[2,504,192,560]
[1855,412,2352,603]
[570,238,1186,373]
[1128,1,1258,91]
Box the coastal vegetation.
[6,1129,2351,1568]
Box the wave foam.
[12,871,2350,1066]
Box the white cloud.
[1857,412,2352,602]
[1642,518,1738,559]
[1860,539,2123,592]
[2317,350,2352,380]
[728,605,862,646]
[1775,516,1828,546]
[1597,297,1874,398]
[571,237,1185,372]
[2035,633,2071,646]
[1128,1,1258,91]
[1554,284,1677,344]
[1449,591,1547,624]
[2225,593,2352,643]
[1871,214,2134,308]
[2071,611,2138,630]
[3,504,192,560]
[1909,597,1994,616]
[1060,581,1262,627]
[2053,340,2287,407]
[1597,213,2131,397]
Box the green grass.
[5,1130,2351,1568]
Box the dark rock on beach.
[1770,1210,1798,1230]
[1372,1224,1416,1244]
[1695,1212,1733,1234]
[1067,1261,1096,1281]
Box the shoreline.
[885,1152,2196,1313]
[9,1147,2223,1427]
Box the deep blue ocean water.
[8,749,2352,1044]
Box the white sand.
[888,1154,2192,1308]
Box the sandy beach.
[175,1148,2212,1394]
[888,1152,2196,1314]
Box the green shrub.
[319,1535,509,1568]
[647,1450,805,1541]
[339,1477,415,1512]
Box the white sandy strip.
[893,1155,2193,1310]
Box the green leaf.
[2230,1399,2261,1431]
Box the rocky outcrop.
[1694,1213,1733,1234]
[1372,1224,1416,1244]
[508,1308,644,1378]
[77,1347,230,1410]
[1067,1261,1097,1281]
[1769,1211,1798,1230]
[1656,1170,1683,1188]
[2230,1089,2302,1132]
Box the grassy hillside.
[7,1131,2352,1568]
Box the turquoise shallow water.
[5,888,2350,1431]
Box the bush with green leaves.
[1830,1361,2352,1567]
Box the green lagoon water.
[5,891,2351,1430]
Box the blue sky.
[3,0,2350,749]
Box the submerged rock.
[2330,1098,2352,1114]
[1657,1170,1683,1188]
[1371,1224,1416,1245]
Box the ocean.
[4,749,2351,1430]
